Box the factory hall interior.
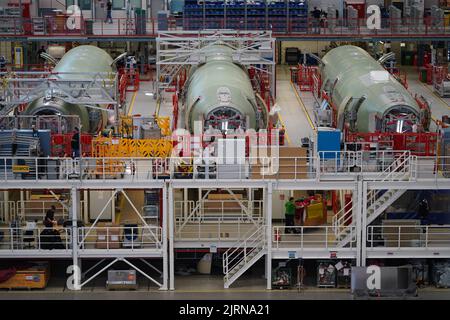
[4,0,450,301]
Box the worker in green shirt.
[285,197,296,234]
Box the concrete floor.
[125,81,157,117]
[402,66,450,130]
[124,65,316,145]
[1,275,450,300]
[276,65,315,147]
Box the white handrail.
[77,226,162,250]
[367,151,411,213]
[272,225,357,248]
[223,224,266,278]
[0,227,72,251]
[367,224,450,249]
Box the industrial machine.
[106,270,138,290]
[182,44,269,134]
[22,45,118,133]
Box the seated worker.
[40,206,65,250]
[43,206,57,228]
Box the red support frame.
[345,132,439,156]
[51,133,93,157]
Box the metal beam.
[71,187,81,290]
[81,259,106,279]
[361,182,368,267]
[168,183,175,290]
[121,258,162,288]
[355,179,363,267]
[225,188,257,226]
[265,182,273,290]
[161,183,168,290]
[177,189,212,233]
[79,189,119,245]
[120,189,158,242]
[80,258,119,288]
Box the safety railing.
[366,151,411,207]
[223,224,266,279]
[0,226,72,251]
[175,219,257,242]
[367,225,450,249]
[174,199,263,224]
[318,150,413,179]
[78,226,162,251]
[331,199,354,239]
[0,154,447,182]
[16,200,69,222]
[19,201,63,221]
[0,201,16,223]
[174,200,196,226]
[0,156,316,182]
[0,115,81,134]
[0,71,118,109]
[1,16,450,37]
[272,225,357,250]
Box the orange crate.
[0,264,50,289]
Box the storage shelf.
[183,0,308,31]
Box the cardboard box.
[0,264,50,289]
[251,147,308,179]
[95,223,121,249]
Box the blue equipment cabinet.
[317,129,341,160]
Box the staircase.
[332,152,411,247]
[332,200,356,247]
[366,189,407,225]
[366,152,411,224]
[223,224,266,289]
[0,132,40,180]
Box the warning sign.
[12,165,30,173]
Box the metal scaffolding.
[156,30,276,98]
[0,71,118,115]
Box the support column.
[168,183,175,290]
[161,184,168,290]
[183,188,188,220]
[266,183,273,290]
[111,190,116,224]
[3,191,9,223]
[71,187,81,290]
[20,190,25,221]
[355,178,363,266]
[361,182,368,267]
[83,190,89,224]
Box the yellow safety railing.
[119,116,133,138]
[92,136,173,158]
